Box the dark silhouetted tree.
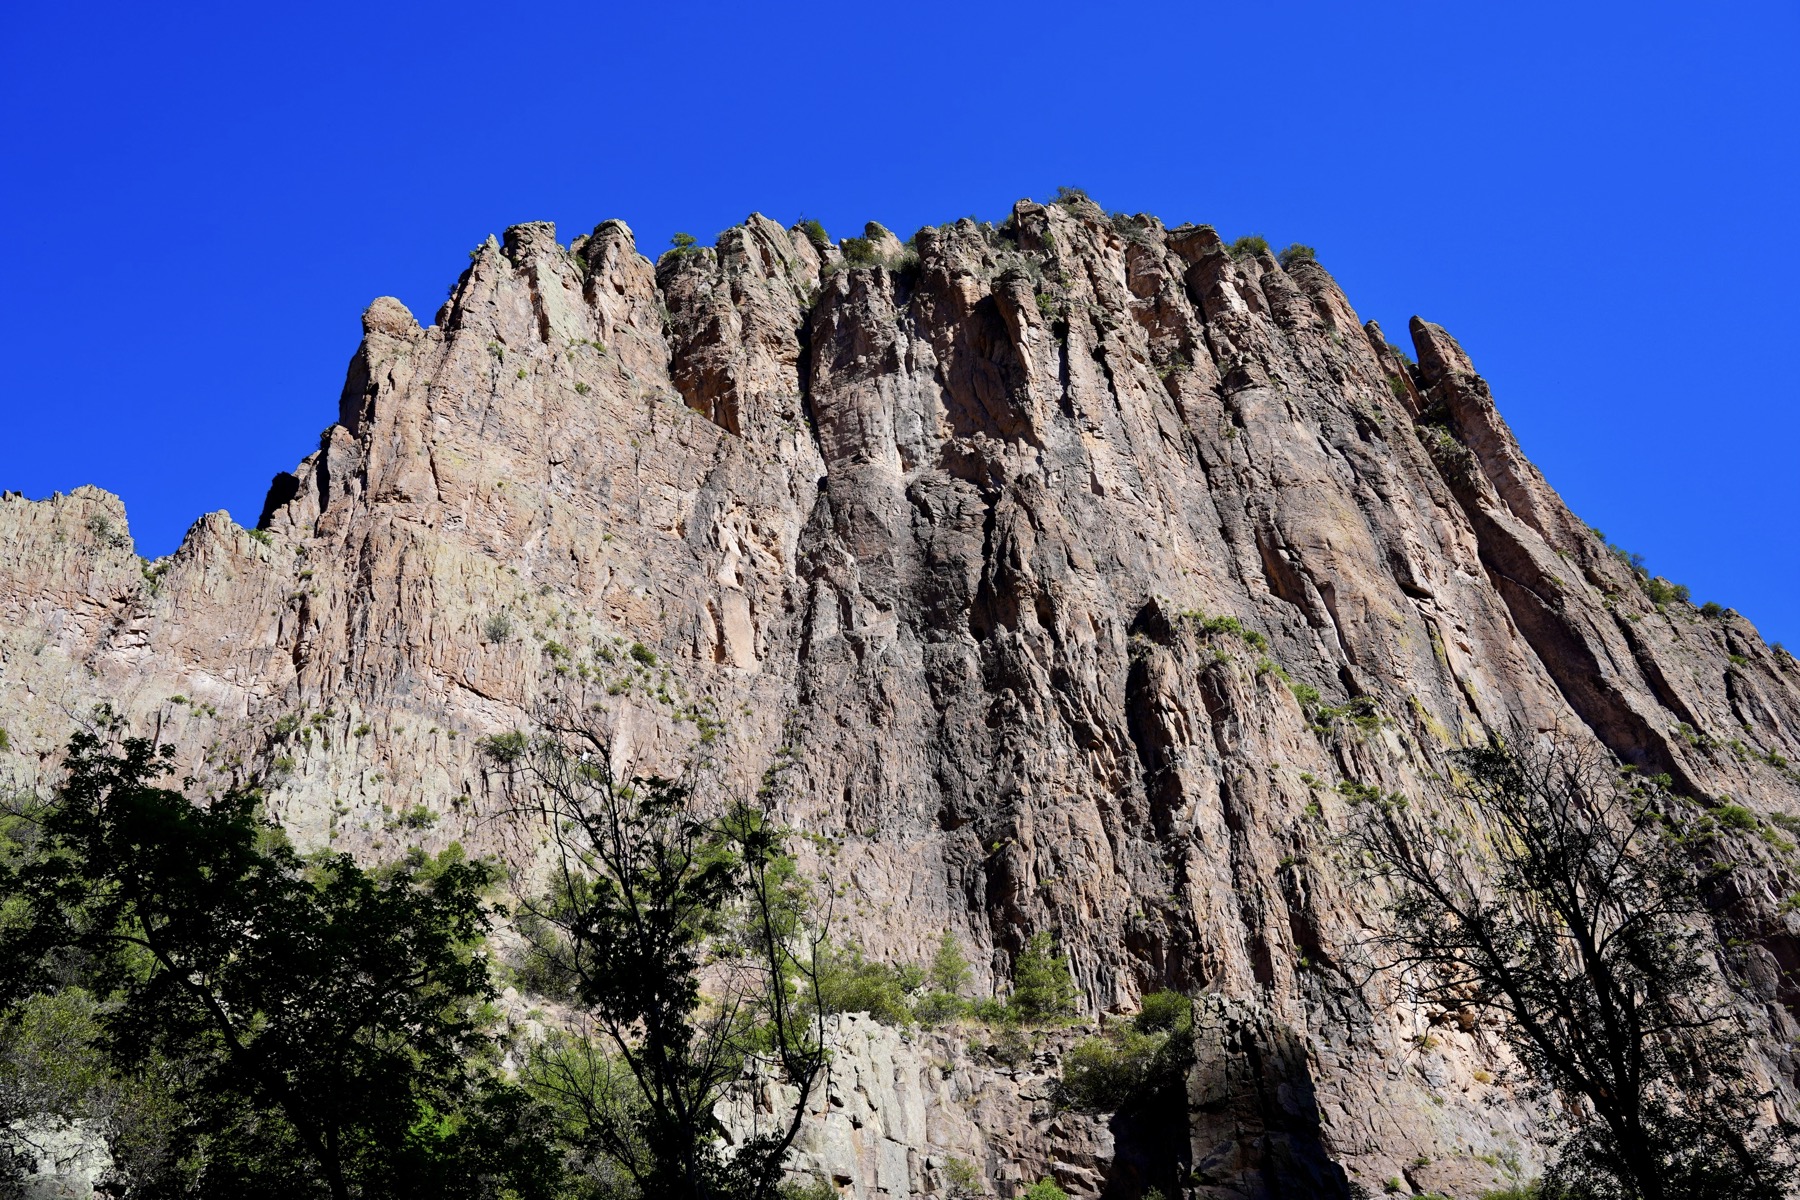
[509,729,828,1200]
[1345,727,1798,1200]
[0,714,557,1199]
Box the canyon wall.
[5,195,1799,1198]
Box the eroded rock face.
[5,196,1800,1198]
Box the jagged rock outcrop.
[5,194,1800,1198]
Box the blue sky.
[2,2,1796,645]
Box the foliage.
[1057,990,1192,1113]
[483,611,514,643]
[1180,608,1269,651]
[1312,695,1384,734]
[796,218,829,249]
[1227,234,1269,259]
[1010,932,1077,1023]
[813,940,919,1025]
[839,236,880,266]
[938,1155,984,1198]
[1596,534,1697,611]
[829,223,918,277]
[0,715,543,1199]
[667,232,699,259]
[513,733,827,1200]
[478,729,529,764]
[1345,727,1800,1200]
[778,1174,838,1200]
[1022,1178,1069,1200]
[1277,243,1316,269]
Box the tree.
[1010,932,1078,1024]
[912,931,975,1025]
[929,930,973,995]
[0,716,551,1199]
[510,730,827,1200]
[1345,728,1798,1200]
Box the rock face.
[5,197,1800,1198]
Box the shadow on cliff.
[1101,994,1353,1200]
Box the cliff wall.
[5,195,1799,1197]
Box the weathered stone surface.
[717,1015,1111,1199]
[5,198,1799,1198]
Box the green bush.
[1715,803,1758,831]
[814,941,919,1025]
[667,231,698,258]
[1307,695,1383,735]
[912,930,974,1024]
[913,990,970,1025]
[779,1174,838,1200]
[1227,234,1270,259]
[1135,988,1190,1033]
[1644,577,1690,606]
[1700,601,1726,619]
[797,218,829,248]
[478,730,529,764]
[839,236,880,266]
[1277,243,1317,269]
[1023,1177,1069,1200]
[942,1157,984,1199]
[929,929,972,994]
[1058,990,1193,1112]
[1060,1024,1164,1110]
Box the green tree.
[0,717,550,1200]
[1346,729,1799,1200]
[512,731,827,1200]
[928,930,972,995]
[913,931,974,1025]
[1010,932,1077,1023]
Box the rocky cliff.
[5,194,1799,1199]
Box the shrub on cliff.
[913,929,975,1024]
[1057,990,1193,1113]
[1227,234,1269,259]
[1277,243,1317,269]
[813,940,919,1024]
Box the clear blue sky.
[3,2,1796,645]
